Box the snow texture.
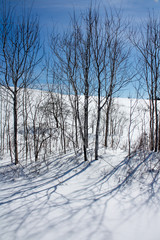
[0,148,160,240]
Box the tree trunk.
[23,89,29,162]
[84,91,89,149]
[13,93,18,165]
[155,99,158,152]
[95,78,101,160]
[150,97,154,151]
[104,98,112,148]
[76,96,88,161]
[158,114,160,151]
[95,107,101,160]
[154,83,158,152]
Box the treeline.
[0,0,160,165]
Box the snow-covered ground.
[1,89,160,240]
[0,148,160,240]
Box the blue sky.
[9,0,160,97]
[11,0,160,34]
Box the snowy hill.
[0,89,160,240]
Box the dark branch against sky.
[8,0,160,97]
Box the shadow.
[0,151,111,240]
[1,150,160,240]
[94,150,160,209]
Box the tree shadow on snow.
[1,150,160,240]
[0,152,113,240]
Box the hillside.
[0,90,160,240]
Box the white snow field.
[0,148,160,240]
[1,91,160,240]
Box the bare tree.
[30,94,53,162]
[104,10,130,148]
[131,12,160,152]
[91,9,107,160]
[92,8,130,159]
[49,5,130,161]
[78,7,94,149]
[50,10,93,161]
[0,1,42,164]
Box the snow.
[1,88,160,240]
[1,148,160,240]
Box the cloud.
[154,0,159,2]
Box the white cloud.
[154,0,159,2]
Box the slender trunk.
[76,96,88,161]
[23,89,29,162]
[33,119,37,161]
[8,120,13,163]
[128,99,132,157]
[75,114,78,148]
[74,98,79,149]
[158,113,160,151]
[104,98,112,148]
[83,143,87,162]
[104,112,109,148]
[84,91,89,149]
[150,96,154,151]
[95,107,101,160]
[95,77,101,160]
[62,121,66,154]
[154,81,158,152]
[150,60,154,151]
[154,98,158,152]
[13,92,18,165]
